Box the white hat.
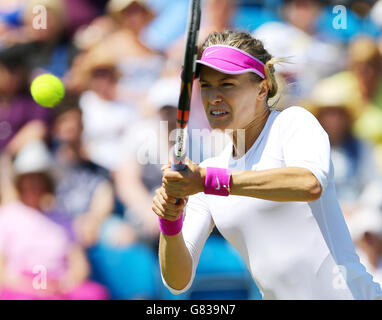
[347,208,382,242]
[371,0,382,28]
[13,140,54,175]
[107,0,155,21]
[147,77,180,110]
[306,73,363,120]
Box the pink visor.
[196,45,265,79]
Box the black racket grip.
[171,162,187,205]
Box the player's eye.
[200,83,210,88]
[221,83,234,88]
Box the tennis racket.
[172,0,201,172]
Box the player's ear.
[257,80,269,100]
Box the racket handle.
[171,162,187,204]
[171,162,187,172]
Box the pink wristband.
[204,167,232,196]
[158,213,184,236]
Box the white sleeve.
[280,106,331,191]
[161,192,215,295]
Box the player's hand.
[152,186,188,221]
[162,158,206,199]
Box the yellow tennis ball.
[30,74,65,108]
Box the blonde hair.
[200,30,283,103]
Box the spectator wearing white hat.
[347,207,382,286]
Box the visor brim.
[195,60,265,79]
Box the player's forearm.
[230,167,322,202]
[159,232,193,291]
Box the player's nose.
[207,88,223,105]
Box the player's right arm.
[159,232,193,291]
[153,185,214,293]
[153,187,192,290]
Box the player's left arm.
[163,163,321,202]
[230,167,322,201]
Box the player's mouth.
[209,108,230,119]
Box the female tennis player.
[152,30,382,300]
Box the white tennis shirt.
[161,106,382,299]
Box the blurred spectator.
[348,37,382,146]
[141,0,189,51]
[114,77,180,248]
[50,99,161,300]
[0,139,109,299]
[103,0,165,109]
[107,0,155,35]
[371,0,382,28]
[143,0,279,52]
[167,0,237,64]
[72,15,118,53]
[51,99,137,249]
[2,0,80,77]
[202,0,237,36]
[307,74,381,218]
[253,0,343,103]
[324,37,382,170]
[22,0,66,45]
[349,37,382,110]
[0,0,24,48]
[316,0,381,44]
[232,0,280,32]
[63,0,107,36]
[0,153,17,206]
[0,44,53,156]
[70,0,164,116]
[347,205,382,286]
[283,0,323,35]
[69,47,139,172]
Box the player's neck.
[232,108,270,159]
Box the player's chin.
[207,116,232,131]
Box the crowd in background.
[0,0,382,300]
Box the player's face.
[199,66,264,131]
